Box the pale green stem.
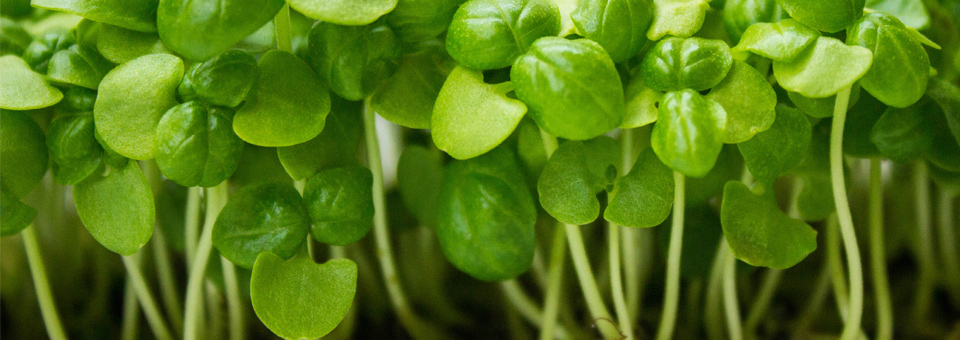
[743,269,782,338]
[539,225,568,340]
[622,227,642,321]
[827,216,850,320]
[830,86,864,340]
[722,241,743,340]
[122,255,174,340]
[185,186,202,268]
[184,183,228,340]
[22,226,69,340]
[565,223,621,339]
[205,282,224,340]
[912,162,936,327]
[501,280,569,339]
[608,225,634,339]
[273,4,292,53]
[793,265,832,337]
[656,172,686,340]
[221,256,245,340]
[121,278,141,340]
[705,240,727,340]
[937,191,960,305]
[152,229,184,333]
[869,159,893,340]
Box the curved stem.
[829,86,864,340]
[566,224,620,338]
[656,172,685,340]
[912,162,936,327]
[122,255,174,340]
[152,229,184,333]
[540,226,568,340]
[937,191,960,305]
[184,183,228,340]
[501,280,569,339]
[273,4,292,53]
[743,268,781,337]
[22,226,69,340]
[184,186,202,268]
[722,242,743,340]
[608,225,634,339]
[869,159,893,340]
[121,278,141,340]
[221,256,245,340]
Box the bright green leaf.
[866,0,930,30]
[775,0,865,33]
[847,12,930,108]
[307,19,401,101]
[652,89,728,178]
[622,66,662,128]
[45,44,114,90]
[446,0,561,70]
[732,19,820,62]
[605,148,675,227]
[95,22,172,64]
[646,0,710,41]
[157,0,284,61]
[706,60,777,143]
[641,37,734,92]
[722,0,783,44]
[386,0,464,43]
[0,55,63,110]
[74,162,155,255]
[721,181,817,269]
[773,37,873,98]
[288,0,398,25]
[303,166,374,246]
[32,0,158,32]
[156,102,245,187]
[571,0,654,62]
[538,137,621,225]
[47,111,103,185]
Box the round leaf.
[277,97,363,181]
[74,162,155,255]
[370,48,452,129]
[234,51,330,147]
[178,50,259,108]
[866,0,930,30]
[0,111,49,198]
[652,89,728,178]
[157,0,285,61]
[156,102,245,187]
[446,0,561,70]
[288,0,398,25]
[571,0,654,62]
[732,19,820,62]
[46,44,114,90]
[646,0,710,41]
[870,104,933,163]
[303,166,374,246]
[722,0,782,44]
[706,60,777,143]
[774,0,865,33]
[32,0,158,32]
[48,111,103,185]
[538,137,621,225]
[0,55,63,110]
[641,37,734,92]
[773,37,873,98]
[307,19,401,101]
[738,106,812,185]
[847,12,930,108]
[604,148,675,228]
[386,0,464,43]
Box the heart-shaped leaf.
[288,0,398,25]
[1,185,36,237]
[623,66,662,128]
[605,148,675,228]
[738,106,812,185]
[775,0,865,33]
[302,166,374,246]
[847,12,930,108]
[213,182,309,269]
[870,104,933,163]
[432,66,527,159]
[386,0,464,43]
[512,37,624,140]
[446,0,561,70]
[156,102,245,187]
[47,111,103,185]
[652,89,728,178]
[278,97,363,181]
[436,146,537,281]
[397,145,445,228]
[641,37,734,92]
[0,111,49,198]
[45,44,113,90]
[721,181,817,269]
[722,0,783,44]
[74,161,155,255]
[307,19,401,101]
[178,50,259,108]
[234,51,330,147]
[732,19,820,62]
[538,137,621,225]
[251,252,357,340]
[571,0,654,62]
[157,0,284,61]
[646,0,710,41]
[94,53,184,160]
[32,0,158,32]
[773,37,873,98]
[0,55,63,110]
[786,84,861,118]
[371,48,453,129]
[93,22,172,64]
[706,60,777,143]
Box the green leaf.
[773,37,873,98]
[156,102,245,187]
[925,84,960,172]
[847,12,929,108]
[46,44,114,90]
[1,185,36,237]
[178,50,259,108]
[797,172,835,221]
[288,0,398,25]
[95,22,172,64]
[307,19,401,101]
[47,111,103,185]
[646,0,710,41]
[397,145,445,228]
[251,253,357,340]
[706,60,777,143]
[538,137,620,225]
[436,146,537,281]
[870,104,933,163]
[721,181,817,269]
[605,148,675,227]
[571,0,654,62]
[786,84,861,118]
[234,51,330,147]
[722,0,783,44]
[0,55,63,110]
[775,0,865,33]
[277,97,362,181]
[512,37,624,140]
[732,19,820,62]
[925,80,960,148]
[623,66,662,128]
[157,0,284,61]
[446,0,561,70]
[21,31,75,73]
[155,180,187,252]
[652,89,728,178]
[303,166,374,246]
[94,54,184,160]
[843,92,886,158]
[641,37,734,92]
[432,66,527,159]
[74,161,155,255]
[0,18,33,56]
[230,146,293,186]
[386,0,464,43]
[686,144,744,204]
[32,0,158,32]
[371,48,452,129]
[738,106,811,185]
[212,182,310,269]
[0,111,48,198]
[866,0,930,30]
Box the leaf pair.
[178,50,259,108]
[155,102,245,188]
[307,19,401,101]
[446,0,561,70]
[571,0,654,62]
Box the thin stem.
[152,229,184,333]
[185,186,202,268]
[22,226,68,340]
[608,225,634,339]
[205,282,225,340]
[911,162,936,327]
[273,4,292,53]
[540,225,568,340]
[743,268,782,337]
[565,224,620,338]
[221,256,245,340]
[622,227,642,321]
[827,216,850,320]
[705,240,726,340]
[829,86,864,340]
[793,265,832,337]
[121,278,141,340]
[869,159,893,340]
[122,255,174,340]
[501,280,569,339]
[937,191,960,305]
[722,241,743,340]
[656,172,686,340]
[184,183,228,340]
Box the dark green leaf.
[538,137,621,225]
[0,110,48,198]
[721,181,817,269]
[307,19,401,101]
[571,0,654,62]
[48,111,103,185]
[277,97,363,181]
[843,92,886,158]
[605,148,675,228]
[156,102,244,187]
[446,0,561,70]
[0,185,36,237]
[641,37,734,92]
[371,48,452,129]
[303,166,374,246]
[739,106,811,185]
[397,145,445,228]
[178,50,259,108]
[74,161,155,255]
[870,104,933,163]
[774,0,865,32]
[386,0,464,43]
[0,18,32,56]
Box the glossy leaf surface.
[47,112,103,185]
[288,0,398,25]
[386,0,463,43]
[308,20,400,101]
[0,111,48,198]
[538,137,620,225]
[732,19,819,62]
[721,181,817,269]
[866,0,929,29]
[303,166,374,246]
[371,48,452,129]
[32,0,158,32]
[847,12,930,108]
[652,89,728,178]
[45,44,113,90]
[641,37,734,92]
[706,60,777,143]
[605,148,675,228]
[773,37,873,98]
[278,98,362,181]
[156,102,244,187]
[738,106,811,185]
[571,0,654,62]
[74,162,155,255]
[157,0,284,61]
[646,0,710,41]
[178,50,259,108]
[0,55,63,110]
[446,0,561,70]
[775,0,865,32]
